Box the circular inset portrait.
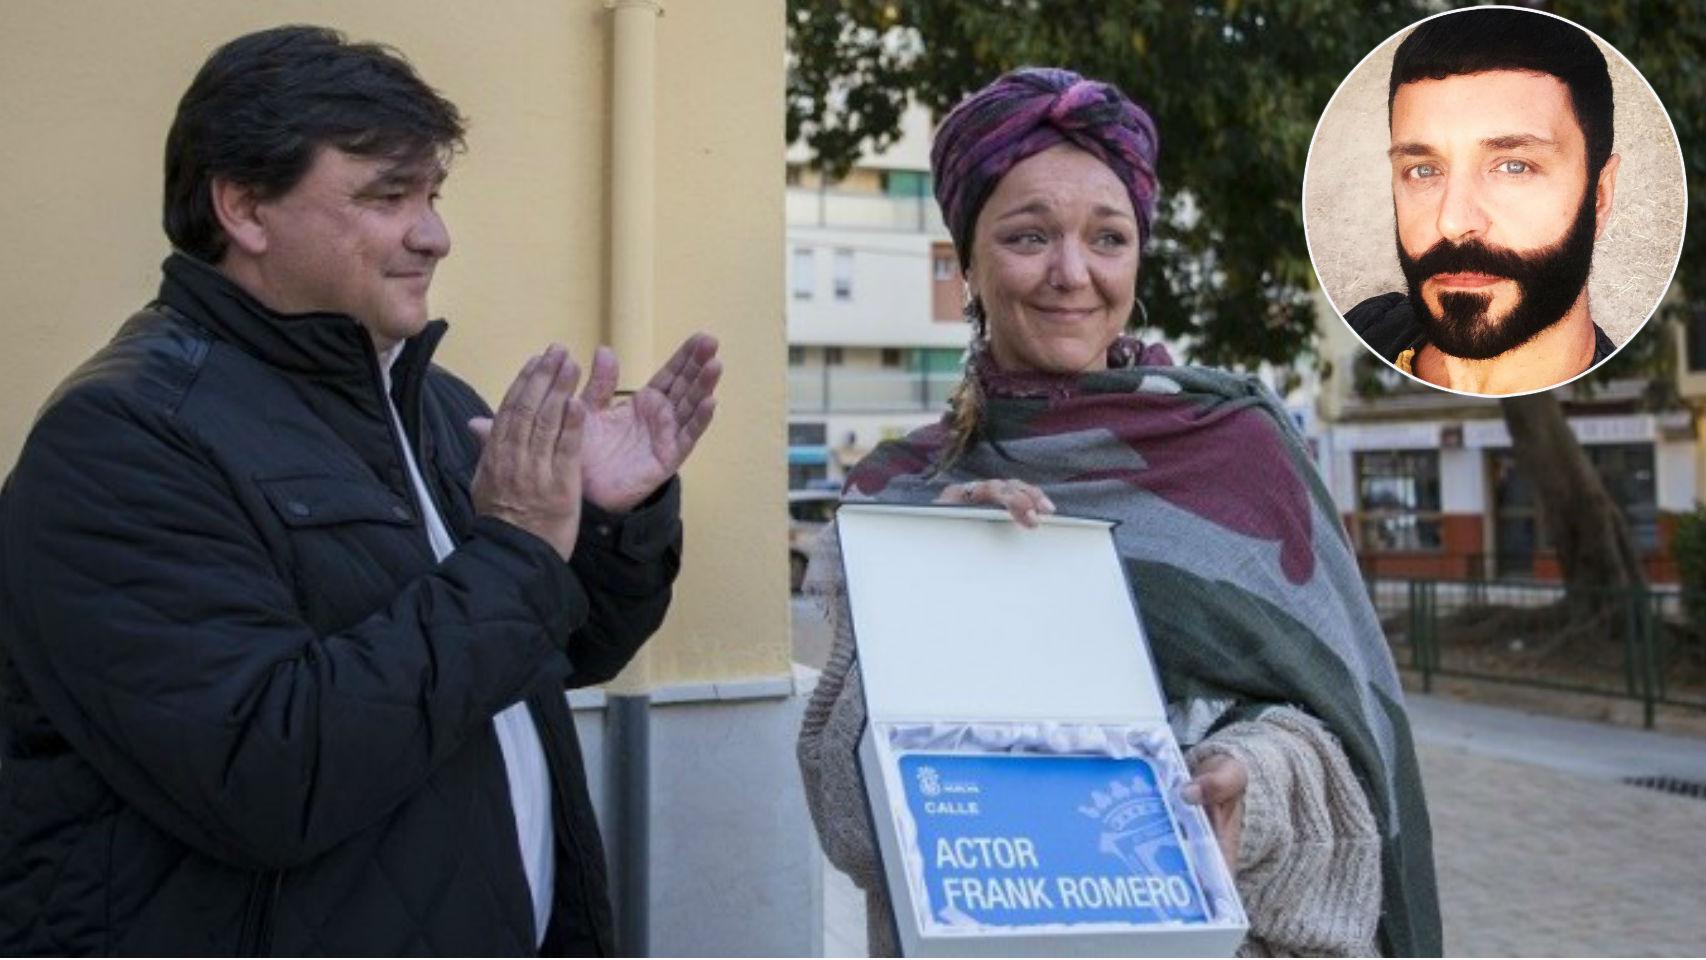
[1303,5,1686,398]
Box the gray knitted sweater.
[796,526,1382,957]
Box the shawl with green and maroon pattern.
[843,341,1442,957]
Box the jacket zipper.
[236,871,282,956]
[365,346,436,556]
[369,339,470,558]
[259,872,283,955]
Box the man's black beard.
[1396,184,1597,361]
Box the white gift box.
[837,504,1248,957]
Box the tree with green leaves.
[790,0,1438,369]
[788,0,1704,605]
[1541,1,1703,603]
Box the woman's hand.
[935,479,1056,527]
[1183,754,1248,877]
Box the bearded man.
[1345,8,1621,396]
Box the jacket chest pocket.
[255,475,431,632]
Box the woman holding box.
[796,67,1440,957]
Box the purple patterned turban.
[931,67,1161,269]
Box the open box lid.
[837,503,1165,726]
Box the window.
[792,248,814,300]
[930,240,964,322]
[1592,444,1659,550]
[880,348,904,368]
[833,249,853,301]
[881,169,930,198]
[1688,308,1706,372]
[825,347,844,366]
[788,346,805,366]
[918,348,964,372]
[1488,451,1537,576]
[1490,444,1658,562]
[785,164,803,187]
[788,421,827,446]
[1355,451,1442,551]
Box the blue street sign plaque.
[897,752,1209,930]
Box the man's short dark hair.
[164,25,466,262]
[1388,9,1614,179]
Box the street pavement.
[791,597,1706,957]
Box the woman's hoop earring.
[1131,298,1149,331]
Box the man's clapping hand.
[469,345,588,561]
[577,333,721,513]
[469,335,721,558]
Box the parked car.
[788,488,842,593]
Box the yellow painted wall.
[649,0,789,686]
[0,0,788,686]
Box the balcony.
[786,188,945,234]
[789,366,962,413]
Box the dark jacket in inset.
[1344,291,1616,365]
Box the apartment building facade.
[785,109,972,488]
[1314,301,1706,584]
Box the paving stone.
[1424,744,1706,957]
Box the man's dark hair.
[1388,9,1614,178]
[164,25,466,262]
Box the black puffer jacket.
[0,254,681,955]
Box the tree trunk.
[1500,393,1645,604]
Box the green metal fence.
[1367,578,1706,728]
